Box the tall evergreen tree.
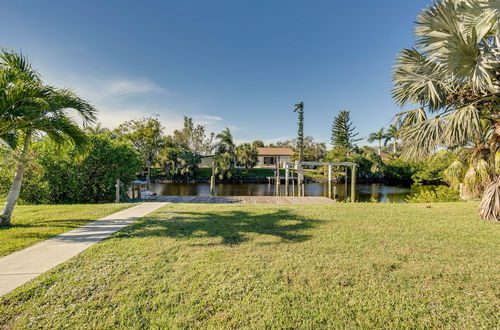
[331,110,360,152]
[294,102,304,161]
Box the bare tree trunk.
[147,159,151,190]
[479,123,499,221]
[0,131,32,226]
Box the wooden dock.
[151,196,334,204]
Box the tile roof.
[257,147,294,156]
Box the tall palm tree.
[392,0,499,221]
[215,127,235,155]
[0,50,96,225]
[214,128,236,179]
[367,128,387,155]
[384,124,400,153]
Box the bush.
[406,185,460,203]
[37,132,141,203]
[411,151,455,184]
[383,158,419,183]
[2,132,142,204]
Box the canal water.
[150,182,413,203]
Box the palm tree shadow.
[115,209,322,245]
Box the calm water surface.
[151,182,413,202]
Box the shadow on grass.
[115,209,323,245]
[0,219,93,231]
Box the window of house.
[263,157,275,165]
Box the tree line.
[1,0,498,223]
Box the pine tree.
[331,110,360,152]
[294,102,304,161]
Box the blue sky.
[1,0,429,146]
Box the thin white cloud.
[70,77,168,102]
[100,78,166,97]
[41,69,231,135]
[192,115,222,122]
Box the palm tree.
[235,143,258,169]
[213,128,236,179]
[367,128,387,155]
[215,127,235,155]
[0,50,96,225]
[392,0,499,221]
[384,124,400,153]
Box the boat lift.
[282,161,357,202]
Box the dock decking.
[151,196,334,204]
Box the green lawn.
[0,203,133,257]
[1,203,498,328]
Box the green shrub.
[0,132,142,204]
[406,185,460,203]
[36,132,142,204]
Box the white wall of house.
[256,155,291,168]
[200,154,292,168]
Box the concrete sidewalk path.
[0,202,169,296]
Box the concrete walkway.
[0,202,168,296]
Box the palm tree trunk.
[378,140,382,155]
[479,124,499,221]
[393,140,397,153]
[0,130,32,226]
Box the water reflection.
[150,182,412,203]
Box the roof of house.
[379,151,391,159]
[257,147,294,156]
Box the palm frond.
[392,49,451,110]
[0,49,40,83]
[400,116,446,160]
[475,158,492,185]
[414,0,498,92]
[34,115,88,151]
[443,159,466,188]
[48,88,97,125]
[464,165,480,196]
[443,104,483,145]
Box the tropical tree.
[236,143,258,169]
[172,116,214,155]
[384,124,401,153]
[367,128,387,156]
[159,145,200,178]
[331,110,361,152]
[0,50,97,225]
[214,152,235,180]
[293,102,305,161]
[115,116,164,188]
[252,140,265,148]
[214,128,236,179]
[214,127,235,155]
[392,0,499,220]
[300,136,327,161]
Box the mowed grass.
[1,203,498,328]
[0,203,133,257]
